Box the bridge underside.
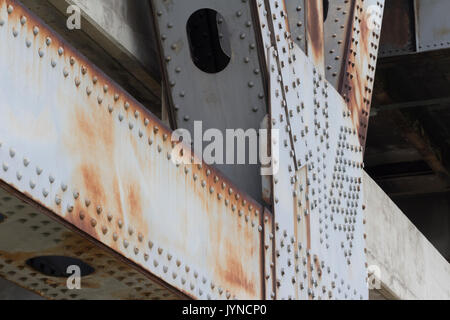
[0,0,449,300]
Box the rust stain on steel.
[340,0,384,149]
[306,0,325,73]
[293,166,312,300]
[0,0,265,299]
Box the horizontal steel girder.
[0,0,266,300]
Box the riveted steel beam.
[0,0,265,300]
[305,0,325,74]
[253,0,385,300]
[340,0,384,148]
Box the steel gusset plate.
[323,0,355,90]
[254,0,377,300]
[149,0,269,202]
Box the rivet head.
[33,26,39,35]
[7,5,14,14]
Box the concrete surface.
[365,172,450,300]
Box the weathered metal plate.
[305,0,325,74]
[0,0,264,300]
[323,0,354,89]
[267,45,298,299]
[262,208,275,300]
[254,0,380,300]
[150,0,268,201]
[340,0,385,148]
[284,0,306,52]
[415,0,450,52]
[378,0,416,57]
[0,183,183,300]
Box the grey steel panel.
[267,46,298,299]
[285,0,306,52]
[323,0,354,89]
[254,0,380,300]
[305,0,325,74]
[340,0,385,148]
[415,0,450,52]
[150,0,268,201]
